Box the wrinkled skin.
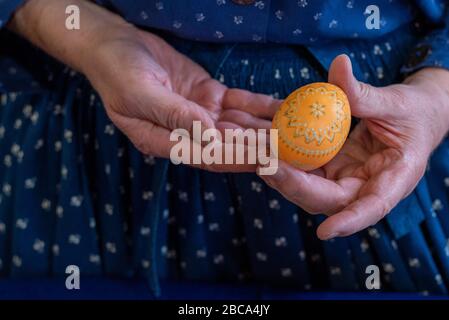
[251,55,449,239]
[10,0,449,239]
[86,29,280,172]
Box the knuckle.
[374,196,391,222]
[334,189,352,211]
[357,82,371,103]
[376,207,389,222]
[166,105,183,129]
[389,87,411,114]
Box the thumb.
[328,54,398,119]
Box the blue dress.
[2,0,449,296]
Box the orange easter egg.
[272,82,351,171]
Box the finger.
[108,109,175,158]
[317,194,388,240]
[215,121,245,132]
[328,54,404,120]
[110,110,260,173]
[316,161,415,239]
[218,109,272,130]
[125,84,216,133]
[215,118,271,152]
[258,160,363,214]
[222,88,282,119]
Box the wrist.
[405,68,449,150]
[9,0,134,75]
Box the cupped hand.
[85,27,280,172]
[232,54,449,239]
[10,0,281,172]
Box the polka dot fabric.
[95,0,414,44]
[2,1,449,296]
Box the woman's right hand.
[10,0,280,172]
[86,28,280,172]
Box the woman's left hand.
[230,54,449,240]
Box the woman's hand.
[10,0,279,172]
[235,54,449,239]
[85,29,279,172]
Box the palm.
[318,119,409,212]
[87,29,278,171]
[91,32,224,116]
[137,33,227,116]
[326,123,387,177]
[224,54,442,238]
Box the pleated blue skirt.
[1,28,449,296]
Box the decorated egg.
[272,82,351,171]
